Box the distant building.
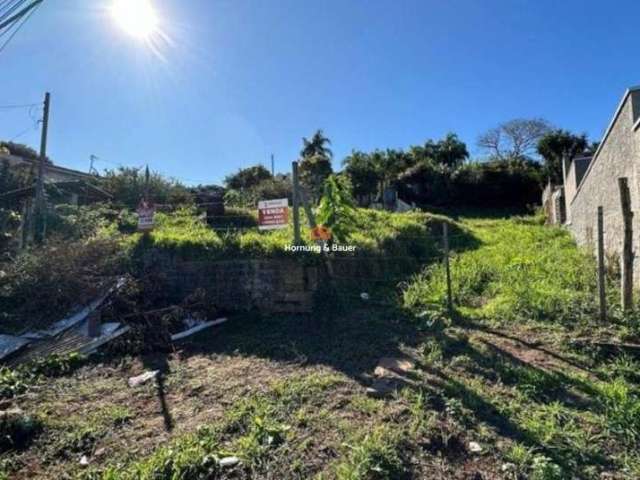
[0,153,93,184]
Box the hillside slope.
[2,214,639,480]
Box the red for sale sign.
[258,198,289,230]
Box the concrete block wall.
[567,88,640,276]
[139,251,321,313]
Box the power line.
[0,102,40,110]
[0,0,41,54]
[9,124,35,141]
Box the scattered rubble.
[1,278,129,365]
[366,356,415,397]
[128,370,159,387]
[219,456,240,468]
[468,441,483,453]
[170,317,227,341]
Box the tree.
[317,174,357,243]
[342,150,379,200]
[422,133,469,168]
[224,165,272,190]
[299,130,334,203]
[299,154,333,203]
[537,129,588,184]
[301,129,333,159]
[478,119,551,161]
[100,167,191,209]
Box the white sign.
[258,198,289,230]
[137,201,155,232]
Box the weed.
[234,415,291,466]
[0,367,27,399]
[597,377,640,443]
[335,427,404,480]
[530,455,563,480]
[421,338,443,364]
[0,409,42,452]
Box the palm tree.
[301,129,333,159]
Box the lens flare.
[111,0,159,39]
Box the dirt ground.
[1,307,637,479]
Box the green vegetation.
[404,216,599,325]
[2,198,640,479]
[0,353,87,400]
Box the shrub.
[0,233,129,333]
[0,409,42,452]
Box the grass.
[3,211,640,479]
[129,206,449,262]
[403,215,604,325]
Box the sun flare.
[111,0,159,39]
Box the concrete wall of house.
[564,161,579,222]
[567,90,640,275]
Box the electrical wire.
[0,102,39,110]
[0,0,41,54]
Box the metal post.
[618,178,633,311]
[292,161,301,245]
[597,206,607,322]
[443,222,453,317]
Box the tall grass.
[403,217,598,324]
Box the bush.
[0,409,42,452]
[0,233,130,334]
[398,159,543,210]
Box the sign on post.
[137,200,155,232]
[258,198,289,230]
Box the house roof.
[0,180,112,203]
[0,154,93,181]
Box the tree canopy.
[301,129,333,159]
[224,165,272,190]
[299,130,334,203]
[478,118,551,161]
[537,129,588,184]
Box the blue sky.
[1,0,639,185]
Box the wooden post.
[618,178,633,311]
[443,222,453,317]
[292,161,301,245]
[597,206,607,322]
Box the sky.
[1,0,639,185]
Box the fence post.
[443,222,453,317]
[618,178,633,311]
[597,206,607,322]
[292,161,301,245]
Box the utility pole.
[33,91,50,244]
[144,165,150,202]
[271,154,275,176]
[89,154,98,174]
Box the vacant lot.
[2,215,639,479]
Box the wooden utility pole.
[33,91,50,244]
[271,154,275,176]
[618,178,633,311]
[292,161,301,245]
[597,206,607,322]
[144,165,150,201]
[443,222,453,318]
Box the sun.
[111,0,159,39]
